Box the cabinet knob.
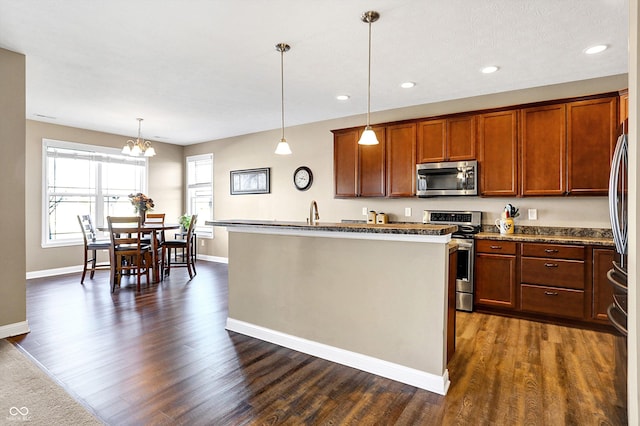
[544,263,559,268]
[544,249,559,253]
[544,291,559,296]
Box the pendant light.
[274,43,293,155]
[122,118,156,157]
[358,10,380,146]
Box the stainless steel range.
[423,210,482,312]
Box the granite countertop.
[475,231,614,247]
[207,219,457,236]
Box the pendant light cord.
[281,48,285,140]
[366,20,372,127]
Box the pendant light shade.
[358,10,380,146]
[274,43,292,155]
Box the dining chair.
[162,214,198,280]
[77,214,111,284]
[144,213,166,281]
[107,216,152,292]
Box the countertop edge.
[475,232,615,247]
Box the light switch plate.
[405,207,412,217]
[528,208,538,220]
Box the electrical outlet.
[362,207,368,215]
[528,208,538,220]
[201,240,205,247]
[405,207,412,217]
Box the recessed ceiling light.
[481,66,499,74]
[585,45,608,55]
[336,94,350,101]
[400,82,416,89]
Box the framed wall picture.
[230,167,270,195]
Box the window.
[43,139,147,247]
[186,154,214,238]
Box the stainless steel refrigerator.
[608,130,628,419]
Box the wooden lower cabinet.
[476,239,614,329]
[592,248,615,322]
[475,240,517,309]
[520,284,584,319]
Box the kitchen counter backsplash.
[480,224,613,239]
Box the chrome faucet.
[309,200,320,225]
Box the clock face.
[294,166,313,191]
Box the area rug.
[0,339,102,425]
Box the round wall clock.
[293,166,313,191]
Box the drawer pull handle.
[490,245,502,250]
[544,291,559,296]
[544,263,559,268]
[544,249,559,253]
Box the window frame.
[42,138,148,248]
[185,153,214,239]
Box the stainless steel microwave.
[416,160,478,197]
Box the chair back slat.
[107,216,145,252]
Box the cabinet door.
[620,93,629,124]
[567,97,617,195]
[447,116,476,161]
[333,129,360,197]
[359,126,386,197]
[592,248,615,322]
[386,123,416,197]
[475,252,517,309]
[478,110,518,196]
[520,104,566,196]
[417,119,446,163]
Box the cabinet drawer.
[521,243,585,260]
[521,284,584,319]
[521,258,585,289]
[476,240,517,255]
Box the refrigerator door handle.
[609,134,628,256]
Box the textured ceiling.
[0,0,629,145]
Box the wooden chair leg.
[89,249,97,279]
[81,248,89,284]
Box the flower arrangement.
[129,193,154,215]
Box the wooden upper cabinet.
[386,123,416,197]
[417,116,475,163]
[333,128,360,197]
[417,119,446,163]
[478,110,518,196]
[447,116,476,161]
[620,92,629,125]
[358,126,386,197]
[520,104,567,196]
[567,97,617,195]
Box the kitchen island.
[207,219,457,395]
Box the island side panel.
[227,230,449,376]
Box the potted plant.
[178,214,192,232]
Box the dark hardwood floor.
[9,261,626,425]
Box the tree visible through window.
[186,154,213,238]
[43,139,147,247]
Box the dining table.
[99,222,180,284]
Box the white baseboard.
[26,265,83,280]
[226,318,450,395]
[0,321,30,339]
[197,254,228,264]
[26,256,229,279]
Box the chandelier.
[122,118,156,157]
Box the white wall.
[185,75,627,258]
